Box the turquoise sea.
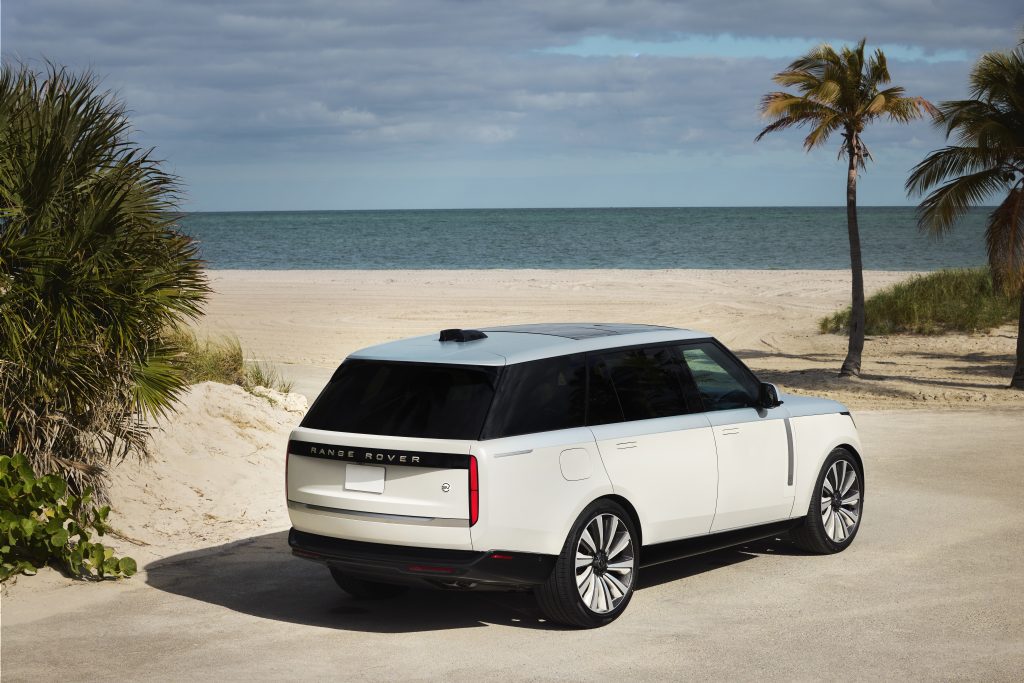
[179,206,987,270]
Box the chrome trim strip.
[287,500,469,528]
[493,449,533,458]
[783,417,794,486]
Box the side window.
[679,342,759,411]
[588,346,691,424]
[587,358,623,425]
[482,353,586,439]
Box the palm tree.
[907,37,1024,389]
[756,40,934,376]
[0,62,209,497]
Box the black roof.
[480,323,676,340]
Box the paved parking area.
[3,410,1023,681]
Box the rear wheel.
[329,567,409,599]
[535,500,638,628]
[790,448,864,554]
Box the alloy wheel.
[575,513,635,614]
[820,459,861,543]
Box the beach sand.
[201,269,1023,409]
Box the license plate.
[345,464,386,494]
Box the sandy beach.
[201,269,1023,408]
[4,268,1023,680]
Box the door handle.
[615,441,638,450]
[720,427,741,436]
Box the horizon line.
[179,205,994,215]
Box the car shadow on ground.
[145,531,800,633]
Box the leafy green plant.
[0,63,209,499]
[820,268,1019,335]
[0,454,136,581]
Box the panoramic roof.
[348,323,710,366]
[480,323,674,340]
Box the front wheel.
[790,448,864,554]
[535,500,638,628]
[329,567,409,599]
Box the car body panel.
[470,428,612,556]
[707,405,795,531]
[590,414,718,544]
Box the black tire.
[329,567,409,599]
[790,448,864,554]
[535,499,639,628]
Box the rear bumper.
[288,528,556,589]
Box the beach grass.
[819,268,1019,335]
[168,327,293,393]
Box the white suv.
[287,324,864,627]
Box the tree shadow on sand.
[735,347,1018,396]
[145,531,799,633]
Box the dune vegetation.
[166,326,294,393]
[819,268,1019,335]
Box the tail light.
[469,455,479,526]
[285,447,290,499]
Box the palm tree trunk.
[840,142,866,377]
[1012,291,1024,389]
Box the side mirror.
[758,382,783,409]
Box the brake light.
[469,455,479,526]
[285,446,290,499]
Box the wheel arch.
[834,443,865,491]
[593,494,644,547]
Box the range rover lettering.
[286,324,865,628]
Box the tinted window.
[589,346,690,423]
[302,360,500,439]
[587,359,623,425]
[679,343,759,411]
[482,354,586,439]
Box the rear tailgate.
[287,426,474,549]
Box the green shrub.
[820,268,1019,335]
[0,63,209,500]
[0,454,136,581]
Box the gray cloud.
[2,1,1019,208]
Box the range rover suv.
[287,324,864,627]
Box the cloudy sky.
[2,1,1021,210]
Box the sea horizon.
[179,205,990,271]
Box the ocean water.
[178,206,988,270]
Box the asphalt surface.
[3,409,1024,681]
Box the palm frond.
[916,167,1010,235]
[756,39,930,174]
[0,61,209,499]
[906,145,1002,195]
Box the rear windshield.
[302,359,501,440]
